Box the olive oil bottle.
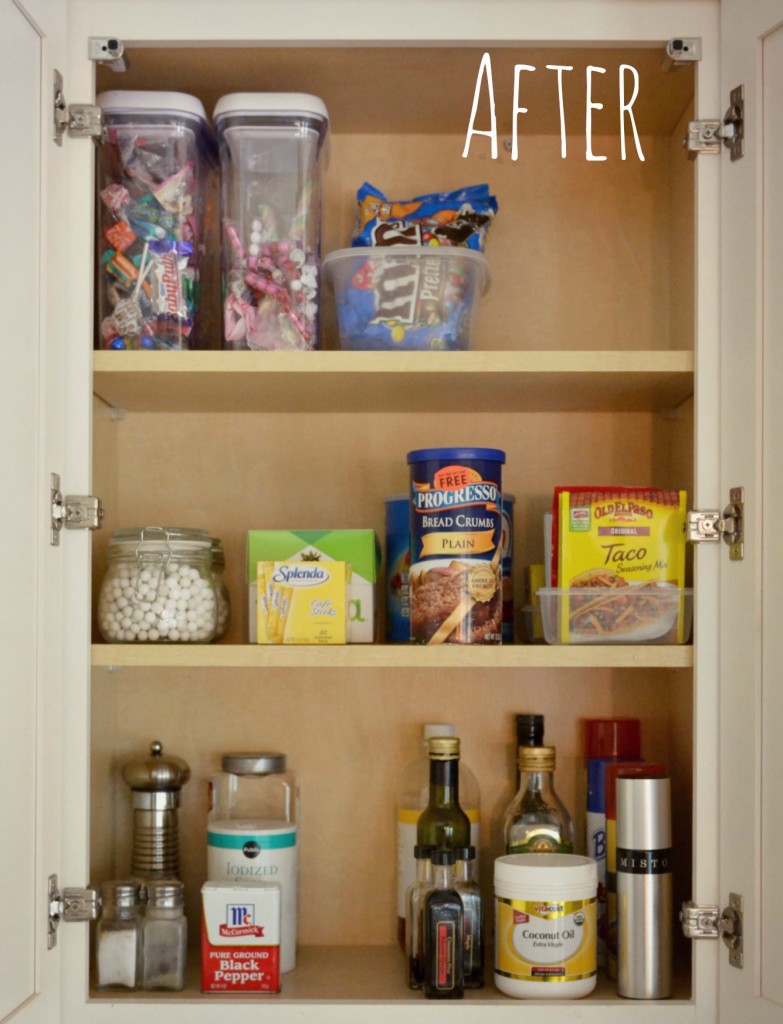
[503,744,574,854]
[416,737,471,853]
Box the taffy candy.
[351,182,498,252]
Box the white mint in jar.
[207,752,299,973]
[98,527,217,643]
[494,853,597,999]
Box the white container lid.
[213,92,329,126]
[495,853,598,899]
[97,90,209,124]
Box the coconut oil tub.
[494,853,598,999]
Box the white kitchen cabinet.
[3,0,782,1022]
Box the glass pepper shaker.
[95,881,143,990]
[142,880,187,991]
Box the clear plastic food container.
[96,91,217,351]
[322,246,490,350]
[537,585,694,644]
[214,93,329,351]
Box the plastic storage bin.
[322,246,490,350]
[96,91,217,351]
[537,585,694,644]
[214,93,329,351]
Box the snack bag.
[351,182,497,251]
[554,487,687,643]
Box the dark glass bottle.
[406,844,435,989]
[516,712,545,749]
[423,849,464,999]
[454,846,484,988]
[416,737,471,853]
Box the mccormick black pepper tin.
[407,447,505,644]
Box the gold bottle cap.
[428,736,460,759]
[518,744,556,772]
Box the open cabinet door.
[0,0,84,1021]
[719,1,783,1022]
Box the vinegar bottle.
[454,846,484,988]
[423,849,464,999]
[396,724,479,948]
[406,844,435,989]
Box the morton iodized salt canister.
[407,447,505,644]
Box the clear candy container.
[96,91,217,351]
[98,527,217,643]
[214,93,329,350]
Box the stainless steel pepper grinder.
[122,740,191,880]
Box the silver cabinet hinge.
[687,487,744,561]
[50,473,105,545]
[685,85,744,160]
[680,894,744,968]
[53,70,102,146]
[48,875,101,950]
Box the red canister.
[407,447,505,644]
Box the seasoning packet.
[553,487,688,643]
[351,182,497,251]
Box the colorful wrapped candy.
[351,182,498,252]
[96,91,217,351]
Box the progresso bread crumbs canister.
[407,447,505,644]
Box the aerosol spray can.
[616,775,672,999]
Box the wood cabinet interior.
[90,41,696,1002]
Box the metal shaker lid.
[121,741,191,792]
[616,775,672,848]
[221,752,286,775]
[146,880,185,909]
[101,880,142,907]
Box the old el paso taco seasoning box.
[554,487,687,643]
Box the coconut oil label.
[495,897,596,982]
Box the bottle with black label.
[423,849,464,999]
[503,744,574,854]
[453,846,484,988]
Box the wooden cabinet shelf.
[91,642,693,670]
[92,350,694,415]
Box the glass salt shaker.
[142,880,187,991]
[95,881,143,990]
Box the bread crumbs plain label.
[257,560,346,644]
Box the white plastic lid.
[97,90,209,124]
[213,92,329,126]
[494,853,598,899]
